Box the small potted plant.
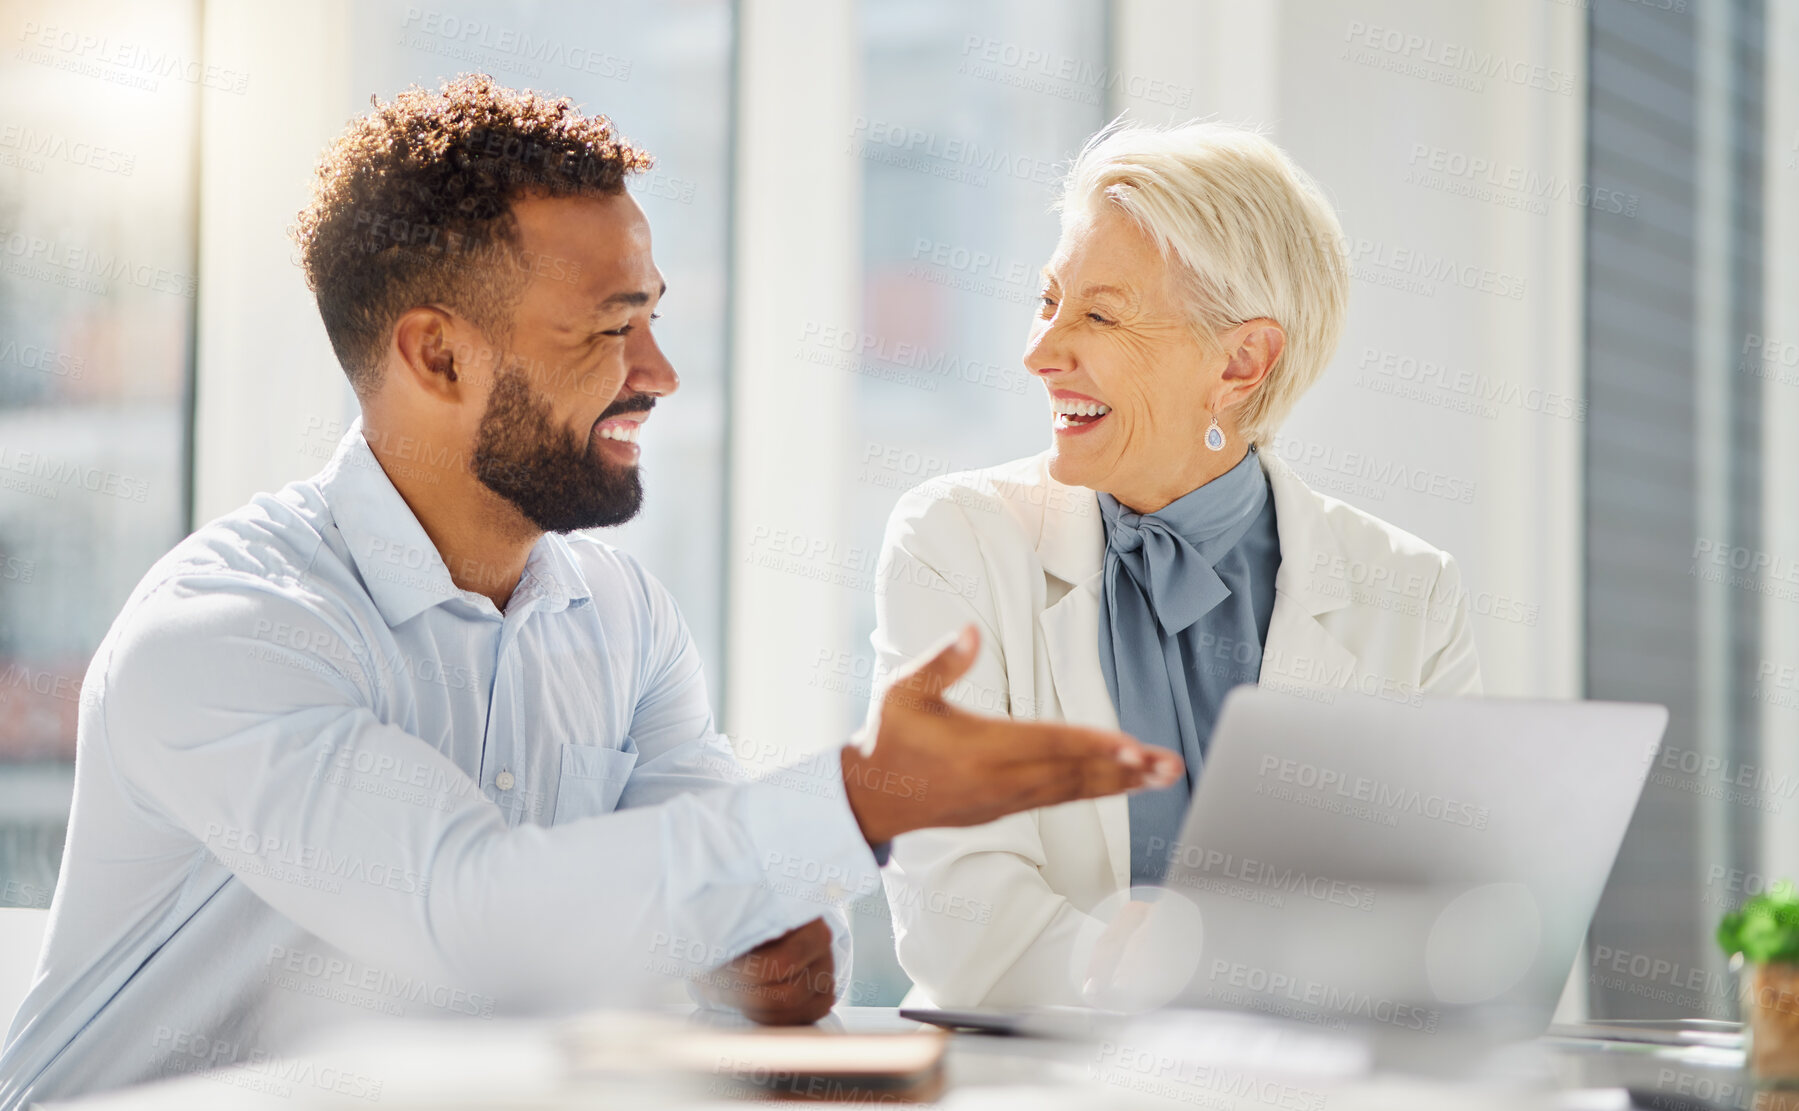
[1720,881,1799,1084]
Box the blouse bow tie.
[1102,510,1233,638]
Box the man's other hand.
[696,917,836,1025]
[842,625,1184,846]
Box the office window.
[0,0,201,907]
[834,0,1111,731]
[351,0,735,705]
[1583,0,1769,1019]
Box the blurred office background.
[1,0,1795,1017]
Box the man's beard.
[471,364,648,533]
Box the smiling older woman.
[868,121,1483,1008]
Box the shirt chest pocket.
[552,743,639,824]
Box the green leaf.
[1718,881,1799,964]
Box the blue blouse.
[1097,447,1281,884]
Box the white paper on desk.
[1103,1009,1372,1079]
[42,1020,568,1111]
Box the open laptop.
[1157,687,1668,1041]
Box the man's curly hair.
[293,74,653,393]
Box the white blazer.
[867,448,1482,1008]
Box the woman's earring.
[1205,414,1226,452]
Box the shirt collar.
[316,418,593,627]
[519,529,594,615]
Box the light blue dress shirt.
[1097,448,1280,885]
[0,420,879,1108]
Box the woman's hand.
[841,625,1182,846]
[1083,898,1155,998]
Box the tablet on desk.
[898,1007,1027,1036]
[898,1005,1101,1041]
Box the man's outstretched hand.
[841,625,1183,846]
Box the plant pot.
[1744,962,1799,1085]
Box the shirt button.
[495,771,515,791]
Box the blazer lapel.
[1039,575,1121,734]
[1259,451,1359,691]
[1030,458,1132,889]
[1262,592,1359,691]
[1038,575,1132,890]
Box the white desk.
[46,1007,1760,1110]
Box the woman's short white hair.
[1058,120,1349,444]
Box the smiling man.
[0,76,1181,1108]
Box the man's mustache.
[598,394,656,421]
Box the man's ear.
[390,305,463,400]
